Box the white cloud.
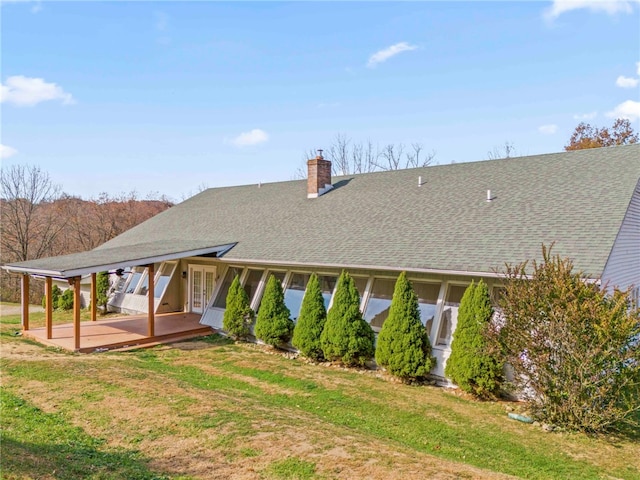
[538,124,558,134]
[616,75,639,88]
[606,100,640,121]
[367,42,418,68]
[0,75,74,107]
[0,144,18,159]
[544,0,638,20]
[573,111,597,120]
[231,129,269,147]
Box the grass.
[1,311,639,479]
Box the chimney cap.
[316,149,324,159]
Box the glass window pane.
[114,268,131,293]
[352,277,368,298]
[284,273,310,321]
[414,281,441,334]
[212,267,243,308]
[269,271,286,286]
[243,269,264,303]
[318,275,337,309]
[154,263,175,298]
[125,271,143,294]
[437,285,467,346]
[363,278,396,332]
[137,273,149,296]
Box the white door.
[189,266,216,314]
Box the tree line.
[0,164,173,303]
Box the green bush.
[491,245,640,433]
[321,271,374,366]
[376,272,435,381]
[57,288,74,310]
[42,284,62,309]
[292,273,327,361]
[254,275,294,347]
[223,275,254,340]
[445,280,502,397]
[96,272,110,312]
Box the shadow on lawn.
[1,437,172,480]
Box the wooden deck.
[23,312,214,353]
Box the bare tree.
[296,134,435,178]
[1,164,65,262]
[487,141,517,160]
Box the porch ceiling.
[1,240,237,278]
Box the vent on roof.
[487,189,495,202]
[307,149,333,198]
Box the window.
[352,276,368,298]
[243,269,265,304]
[154,262,175,298]
[268,271,286,286]
[125,270,143,294]
[284,273,310,320]
[413,281,441,336]
[318,275,337,309]
[113,268,131,294]
[137,273,150,296]
[363,278,396,332]
[437,284,467,346]
[212,267,243,309]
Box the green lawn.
[1,312,638,480]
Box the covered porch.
[22,312,212,353]
[2,240,235,353]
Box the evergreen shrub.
[57,288,74,310]
[254,275,294,347]
[445,280,502,398]
[223,275,254,340]
[42,285,62,309]
[96,272,110,313]
[321,271,374,366]
[376,272,435,380]
[292,273,327,361]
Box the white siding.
[601,181,640,293]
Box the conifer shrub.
[42,285,62,309]
[321,271,374,366]
[254,274,294,347]
[292,273,327,361]
[57,288,74,310]
[223,275,254,340]
[445,280,502,398]
[376,272,435,381]
[96,272,110,313]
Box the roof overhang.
[2,241,237,279]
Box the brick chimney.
[307,150,332,198]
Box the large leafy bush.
[491,245,640,433]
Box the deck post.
[90,272,97,321]
[45,277,53,339]
[71,277,81,351]
[147,263,155,337]
[21,274,29,331]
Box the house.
[4,144,639,379]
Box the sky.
[1,1,639,201]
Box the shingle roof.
[5,144,639,278]
[99,144,640,278]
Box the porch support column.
[90,272,97,321]
[70,277,81,351]
[21,274,29,331]
[45,277,53,339]
[147,264,155,337]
